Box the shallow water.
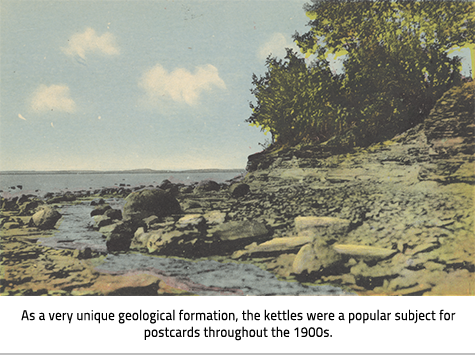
[38,199,353,296]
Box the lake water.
[0,171,244,197]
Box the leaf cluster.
[247,0,474,148]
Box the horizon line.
[0,168,245,174]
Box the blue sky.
[0,0,472,171]
[0,0,308,171]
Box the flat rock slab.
[333,244,397,260]
[212,220,268,242]
[233,235,313,259]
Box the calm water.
[0,171,244,197]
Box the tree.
[247,49,341,146]
[294,0,474,143]
[247,0,474,147]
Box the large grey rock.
[2,197,18,211]
[104,208,122,221]
[229,183,250,198]
[292,242,343,275]
[18,199,43,216]
[122,188,181,223]
[146,230,179,254]
[105,220,136,252]
[90,204,112,217]
[29,206,62,230]
[130,227,163,251]
[194,180,221,193]
[212,220,268,242]
[93,215,113,229]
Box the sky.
[0,0,308,171]
[0,0,472,172]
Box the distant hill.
[0,168,244,176]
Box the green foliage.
[247,0,474,147]
[247,49,341,145]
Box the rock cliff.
[236,81,474,295]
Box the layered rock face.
[235,81,474,295]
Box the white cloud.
[62,28,119,59]
[139,63,226,106]
[31,84,76,113]
[258,33,299,60]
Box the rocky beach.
[1,82,474,296]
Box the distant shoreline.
[0,169,245,176]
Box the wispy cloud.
[31,84,76,113]
[139,63,226,106]
[257,32,299,60]
[62,28,119,60]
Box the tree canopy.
[247,0,474,148]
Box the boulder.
[212,220,268,242]
[105,220,136,252]
[44,192,54,199]
[93,215,113,229]
[90,204,112,217]
[1,197,18,211]
[292,244,320,275]
[159,179,179,193]
[131,227,149,249]
[146,230,175,254]
[194,180,221,193]
[159,180,180,195]
[98,223,117,237]
[18,199,43,215]
[17,194,31,205]
[104,208,122,221]
[292,242,343,275]
[122,188,181,223]
[29,206,62,230]
[63,191,77,202]
[90,198,106,206]
[159,179,174,190]
[229,183,250,198]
